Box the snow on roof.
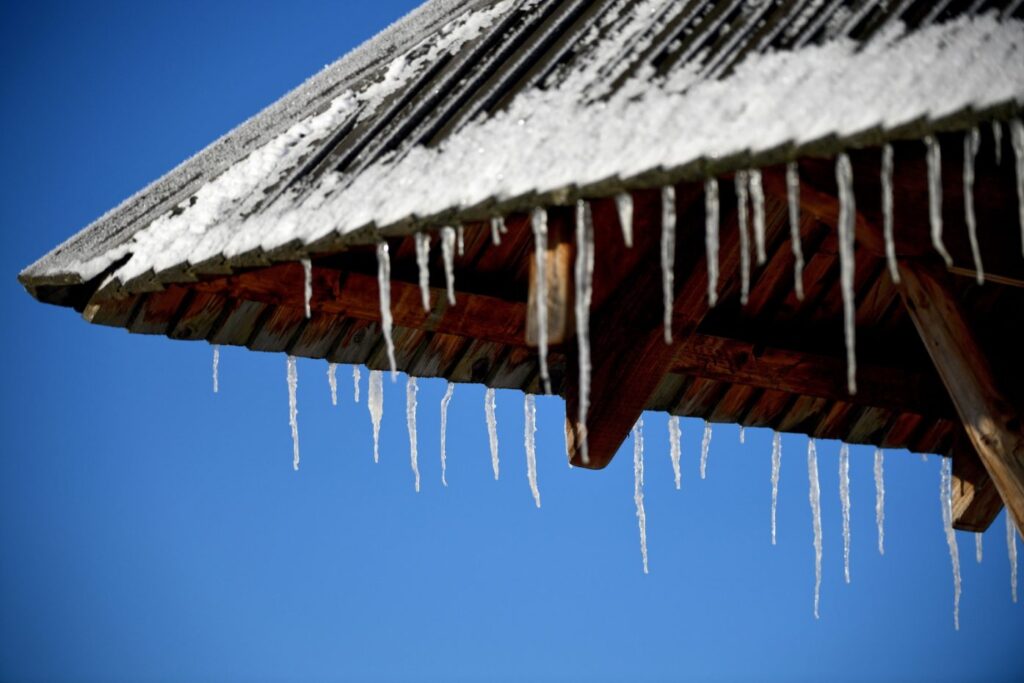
[19,0,1024,299]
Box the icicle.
[1013,120,1024,258]
[440,226,457,306]
[739,426,746,444]
[574,199,595,465]
[1009,512,1019,603]
[836,154,857,395]
[839,443,852,584]
[490,216,505,245]
[808,439,823,619]
[700,420,712,480]
[963,128,984,285]
[485,387,499,480]
[327,362,337,406]
[874,448,885,556]
[992,119,1003,165]
[749,168,767,265]
[531,208,552,394]
[705,178,720,307]
[925,135,954,267]
[735,171,751,305]
[616,192,633,247]
[771,431,781,545]
[633,416,649,574]
[976,533,983,564]
[668,416,681,491]
[415,232,431,311]
[440,381,454,487]
[457,224,465,257]
[376,242,397,379]
[212,344,220,394]
[524,394,540,508]
[786,162,805,300]
[352,365,361,403]
[881,144,900,284]
[406,376,420,493]
[368,369,383,463]
[940,457,962,630]
[287,355,300,471]
[661,185,676,343]
[301,258,312,319]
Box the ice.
[524,394,541,508]
[786,162,805,300]
[531,208,552,394]
[940,456,962,630]
[992,120,1003,166]
[739,426,746,444]
[874,448,885,556]
[976,533,983,564]
[735,171,751,306]
[212,344,220,394]
[457,224,465,257]
[616,192,633,248]
[668,415,681,490]
[287,355,300,471]
[327,362,337,406]
[1009,512,1019,603]
[771,431,781,545]
[353,365,361,403]
[661,185,676,344]
[808,439,822,619]
[574,199,595,465]
[749,168,767,265]
[440,381,454,487]
[700,420,712,480]
[441,226,457,305]
[839,443,851,584]
[704,178,719,307]
[633,416,648,575]
[415,231,431,311]
[963,127,984,285]
[490,215,505,245]
[881,144,900,284]
[1010,120,1024,258]
[836,153,857,395]
[376,242,397,378]
[485,387,499,480]
[406,376,420,493]
[925,135,954,267]
[301,257,312,319]
[368,369,384,463]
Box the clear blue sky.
[1,2,1021,681]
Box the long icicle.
[406,376,420,492]
[1009,512,1019,603]
[415,232,431,311]
[874,448,885,555]
[749,168,767,265]
[368,369,383,463]
[524,394,540,508]
[301,258,312,319]
[925,135,954,267]
[705,178,720,307]
[976,533,983,564]
[808,438,823,619]
[531,208,552,394]
[963,127,984,285]
[836,153,857,395]
[940,456,962,630]
[212,344,220,394]
[771,431,781,545]
[490,216,505,246]
[485,387,499,480]
[633,416,649,574]
[881,144,900,283]
[616,192,633,248]
[440,381,454,487]
[327,362,337,406]
[786,162,805,300]
[352,365,361,403]
[457,225,465,257]
[1011,120,1024,258]
[700,420,712,480]
[739,427,746,444]
[668,416,681,490]
[661,185,676,343]
[441,226,457,305]
[287,355,300,471]
[376,242,397,379]
[575,199,595,465]
[735,170,751,305]
[839,443,852,584]
[992,119,1003,166]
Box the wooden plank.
[898,260,1024,532]
[129,286,190,335]
[169,291,229,340]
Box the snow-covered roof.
[19,0,1024,300]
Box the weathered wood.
[898,259,1024,532]
[526,207,573,346]
[950,431,1004,532]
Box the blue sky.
[1,2,1022,681]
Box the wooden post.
[898,260,1024,532]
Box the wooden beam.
[897,259,1024,533]
[950,429,1004,532]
